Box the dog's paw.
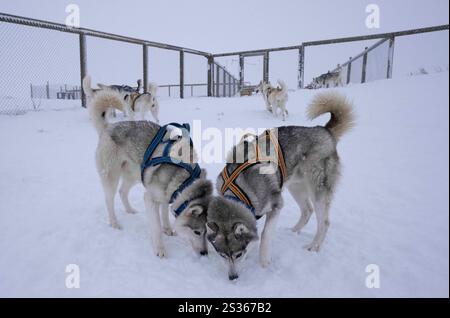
[110,221,122,230]
[259,255,272,268]
[303,242,320,252]
[155,246,166,258]
[126,208,138,214]
[163,227,176,236]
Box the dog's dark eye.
[235,252,243,259]
[193,230,202,236]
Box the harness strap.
[220,130,286,216]
[141,123,199,217]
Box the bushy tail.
[84,76,125,134]
[148,82,158,95]
[277,80,287,93]
[307,91,355,141]
[82,75,95,98]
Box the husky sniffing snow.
[255,80,289,121]
[87,87,213,257]
[206,92,355,280]
[83,76,160,123]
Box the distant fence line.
[0,11,449,115]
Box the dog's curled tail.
[148,82,158,95]
[277,80,287,93]
[307,91,355,141]
[82,75,94,98]
[86,82,124,134]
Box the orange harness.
[220,130,287,214]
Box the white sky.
[0,0,448,91]
[1,0,448,53]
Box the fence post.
[361,47,368,83]
[298,45,305,89]
[179,50,184,99]
[207,56,214,97]
[46,81,50,99]
[239,55,244,90]
[216,64,220,97]
[346,58,352,84]
[79,33,87,108]
[263,51,270,83]
[387,37,395,79]
[143,45,148,93]
[223,69,227,97]
[30,84,33,99]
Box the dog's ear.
[186,205,204,217]
[233,223,258,241]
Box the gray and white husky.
[206,92,355,280]
[87,87,213,257]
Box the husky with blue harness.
[206,92,355,280]
[88,89,213,257]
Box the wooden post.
[239,55,244,90]
[168,86,171,97]
[143,45,148,93]
[263,51,269,83]
[298,46,305,89]
[346,58,352,84]
[79,33,87,107]
[207,56,214,97]
[387,37,395,79]
[361,47,368,83]
[216,64,220,97]
[179,51,184,99]
[223,69,227,97]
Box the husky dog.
[125,82,160,123]
[87,87,213,257]
[83,76,160,123]
[255,80,289,121]
[207,92,355,280]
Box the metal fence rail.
[212,24,449,90]
[0,11,448,115]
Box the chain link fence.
[0,12,448,115]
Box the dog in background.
[206,91,355,280]
[255,80,289,121]
[83,76,160,123]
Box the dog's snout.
[229,274,239,281]
[200,250,208,256]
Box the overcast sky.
[1,0,448,92]
[1,0,448,53]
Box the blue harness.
[141,123,202,216]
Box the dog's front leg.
[161,203,175,236]
[144,192,166,258]
[259,208,280,268]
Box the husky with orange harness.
[206,92,355,280]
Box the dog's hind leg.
[161,203,175,236]
[100,167,122,230]
[304,195,331,252]
[288,183,314,234]
[144,192,166,257]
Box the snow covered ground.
[0,73,448,297]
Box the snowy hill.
[0,73,448,297]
